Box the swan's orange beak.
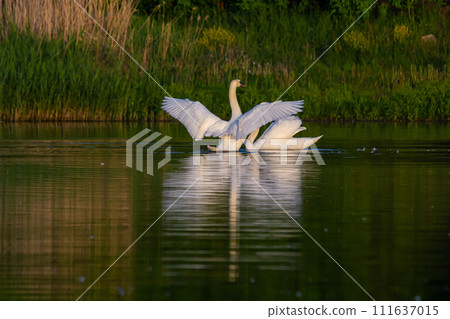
[239,83,245,88]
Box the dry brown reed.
[0,0,137,56]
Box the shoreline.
[1,118,449,124]
[1,3,448,122]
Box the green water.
[0,122,449,301]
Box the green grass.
[0,6,448,121]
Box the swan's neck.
[229,85,242,120]
[247,128,259,144]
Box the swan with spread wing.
[161,79,304,151]
[245,116,323,151]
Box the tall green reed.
[0,0,448,121]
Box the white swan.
[161,79,304,151]
[245,116,323,151]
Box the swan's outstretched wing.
[224,100,304,139]
[260,116,306,140]
[161,97,226,140]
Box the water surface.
[0,122,449,300]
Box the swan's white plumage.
[223,100,304,139]
[259,116,306,140]
[161,98,225,140]
[246,116,323,151]
[161,79,304,149]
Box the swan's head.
[231,79,245,89]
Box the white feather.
[246,116,323,151]
[161,79,304,151]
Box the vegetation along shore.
[0,0,448,122]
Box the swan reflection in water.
[161,151,320,283]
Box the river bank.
[0,1,448,122]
